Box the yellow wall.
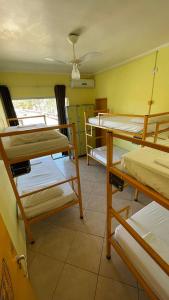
[153,47,169,113]
[0,161,26,256]
[95,48,169,114]
[0,101,26,256]
[0,72,95,105]
[95,52,157,114]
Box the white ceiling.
[0,0,169,74]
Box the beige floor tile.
[49,207,106,237]
[90,182,106,195]
[84,210,106,237]
[138,290,150,300]
[81,180,94,194]
[53,264,97,300]
[27,219,57,251]
[27,249,36,270]
[95,276,138,300]
[86,193,106,213]
[67,231,103,273]
[99,243,137,287]
[45,206,86,230]
[30,226,76,262]
[29,253,64,300]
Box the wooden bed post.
[84,111,89,165]
[72,123,83,219]
[0,139,35,243]
[142,115,149,142]
[106,131,113,259]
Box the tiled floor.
[27,157,150,300]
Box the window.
[12,98,58,126]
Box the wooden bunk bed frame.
[7,114,48,126]
[106,131,169,300]
[84,110,169,166]
[0,121,83,243]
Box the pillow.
[21,185,64,208]
[130,117,145,124]
[10,129,62,146]
[131,115,169,124]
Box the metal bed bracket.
[109,173,124,191]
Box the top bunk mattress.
[88,115,169,134]
[115,201,169,300]
[121,144,169,199]
[0,124,69,160]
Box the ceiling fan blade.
[79,52,102,63]
[54,59,72,65]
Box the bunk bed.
[0,121,83,243]
[106,131,169,300]
[84,111,169,166]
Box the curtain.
[0,85,30,176]
[54,85,68,137]
[0,85,18,126]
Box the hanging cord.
[148,50,159,115]
[73,43,76,62]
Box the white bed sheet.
[121,146,169,199]
[90,145,127,165]
[17,157,76,218]
[1,131,68,160]
[115,202,169,300]
[21,183,76,218]
[88,116,169,134]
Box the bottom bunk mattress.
[90,145,128,165]
[121,146,169,199]
[115,202,169,300]
[17,156,77,218]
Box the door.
[95,98,107,147]
[0,214,37,300]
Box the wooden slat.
[19,176,78,198]
[110,166,169,210]
[0,123,73,137]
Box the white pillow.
[21,186,63,208]
[10,130,62,146]
[130,117,145,124]
[131,115,169,124]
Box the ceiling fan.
[46,33,101,80]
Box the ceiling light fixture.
[71,63,80,80]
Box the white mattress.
[121,146,169,199]
[90,145,127,165]
[17,157,77,218]
[1,125,69,160]
[115,202,169,300]
[88,116,169,134]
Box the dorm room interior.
[0,2,169,300]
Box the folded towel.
[154,157,169,169]
[21,185,63,208]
